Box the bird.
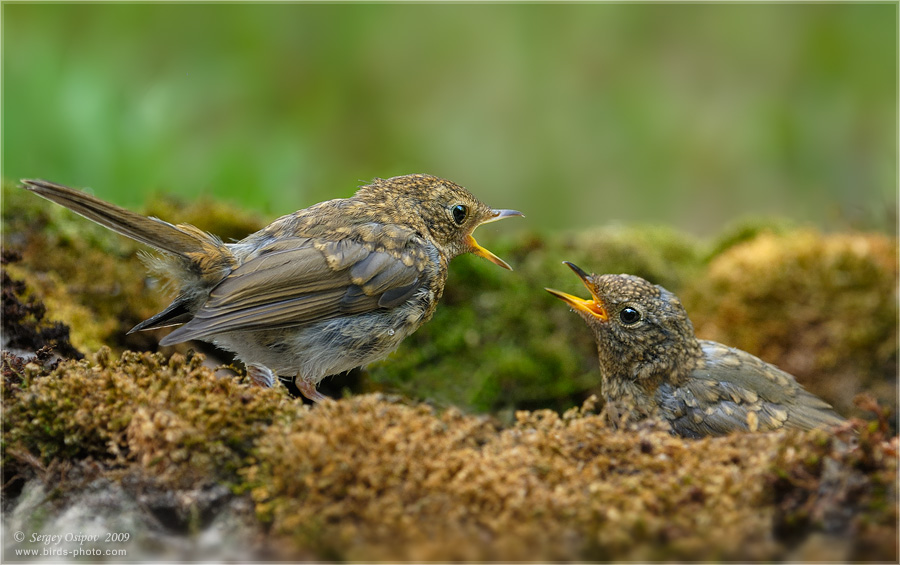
[21,174,523,402]
[545,262,845,437]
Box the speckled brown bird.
[546,262,845,437]
[21,174,522,401]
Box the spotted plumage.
[21,174,522,401]
[546,263,844,437]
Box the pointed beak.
[545,261,608,320]
[482,209,524,224]
[468,209,524,270]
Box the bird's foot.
[246,363,276,388]
[297,378,328,403]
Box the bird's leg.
[246,363,276,388]
[247,364,327,403]
[296,375,328,403]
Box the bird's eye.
[451,204,468,225]
[619,307,641,325]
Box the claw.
[247,363,276,388]
[297,377,328,403]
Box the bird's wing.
[159,233,426,345]
[664,341,844,436]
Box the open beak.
[545,261,608,320]
[469,209,524,270]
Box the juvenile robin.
[21,174,522,401]
[546,262,845,437]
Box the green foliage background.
[3,3,896,235]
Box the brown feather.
[159,233,423,344]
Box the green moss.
[682,229,898,419]
[367,225,705,412]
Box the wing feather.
[159,233,426,345]
[667,341,844,435]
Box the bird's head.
[546,263,701,384]
[357,174,523,268]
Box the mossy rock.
[246,395,896,561]
[2,348,295,491]
[3,181,896,560]
[2,349,896,561]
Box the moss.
[683,229,898,419]
[767,395,898,560]
[703,216,798,260]
[2,348,296,490]
[366,224,705,413]
[1,250,82,359]
[2,349,895,560]
[243,394,895,561]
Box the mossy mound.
[2,348,294,492]
[2,350,896,561]
[683,229,898,419]
[249,395,896,562]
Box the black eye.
[619,307,641,325]
[451,204,468,225]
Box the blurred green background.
[3,3,897,235]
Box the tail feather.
[128,298,193,333]
[21,179,208,257]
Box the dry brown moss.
[3,181,897,559]
[245,395,895,561]
[3,348,296,490]
[683,229,898,419]
[2,349,895,561]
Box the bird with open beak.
[22,174,523,402]
[546,262,844,437]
